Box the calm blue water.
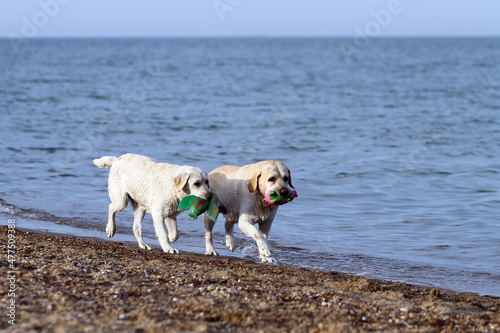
[1,38,499,296]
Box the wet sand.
[1,226,499,332]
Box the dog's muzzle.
[207,191,214,201]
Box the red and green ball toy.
[263,190,298,205]
[178,196,220,222]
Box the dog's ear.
[174,173,190,192]
[247,171,261,193]
[286,168,295,189]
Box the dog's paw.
[163,247,179,254]
[257,242,271,258]
[168,234,179,243]
[226,236,234,252]
[205,249,219,256]
[106,225,115,238]
[139,243,152,250]
[259,255,276,263]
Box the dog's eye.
[194,182,201,187]
[283,176,289,183]
[206,180,210,187]
[268,177,276,183]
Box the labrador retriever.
[203,160,295,262]
[93,153,213,253]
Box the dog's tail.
[93,156,117,168]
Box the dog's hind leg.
[131,200,150,250]
[106,187,129,238]
[203,214,218,256]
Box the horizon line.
[2,34,500,40]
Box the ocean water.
[1,37,499,296]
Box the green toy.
[263,190,298,205]
[178,196,219,222]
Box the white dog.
[203,160,295,262]
[93,153,213,253]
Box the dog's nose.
[278,188,289,196]
[207,192,214,201]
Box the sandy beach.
[1,225,499,333]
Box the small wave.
[0,198,99,231]
[26,147,80,153]
[88,92,110,101]
[476,189,496,193]
[50,173,79,178]
[238,244,259,258]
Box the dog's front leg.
[152,212,179,254]
[238,216,275,263]
[203,215,218,256]
[164,217,179,243]
[225,220,235,252]
[258,219,273,239]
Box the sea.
[1,37,499,296]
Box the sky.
[2,0,500,38]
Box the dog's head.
[174,166,213,200]
[247,160,294,199]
